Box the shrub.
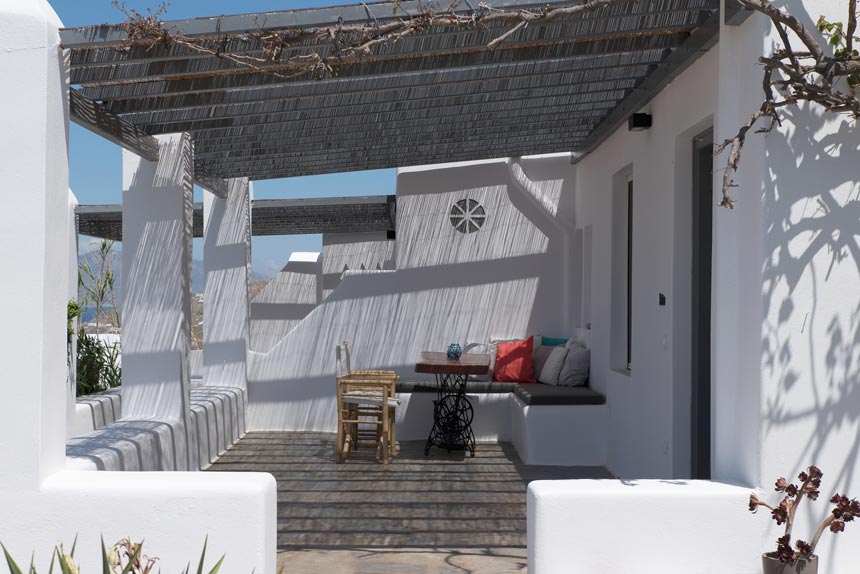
[75,333,121,397]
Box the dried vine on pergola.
[114,0,643,80]
[113,0,860,209]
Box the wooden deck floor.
[208,432,612,574]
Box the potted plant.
[749,465,859,574]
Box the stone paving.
[208,432,612,574]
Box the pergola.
[76,195,397,240]
[60,0,728,183]
[58,0,729,475]
[56,0,740,473]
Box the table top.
[415,352,491,375]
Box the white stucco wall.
[711,2,860,572]
[0,0,69,492]
[0,471,276,573]
[573,46,718,479]
[247,154,575,430]
[566,3,860,572]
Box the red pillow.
[493,337,537,383]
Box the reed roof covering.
[60,0,719,181]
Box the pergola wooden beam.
[76,196,397,240]
[69,89,159,162]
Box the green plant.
[101,342,122,390]
[1,536,225,574]
[79,239,120,335]
[75,333,121,397]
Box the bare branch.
[735,0,824,61]
[713,0,860,207]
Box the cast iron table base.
[424,372,475,456]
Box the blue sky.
[57,0,395,278]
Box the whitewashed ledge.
[70,388,123,437]
[66,384,245,471]
[527,479,765,574]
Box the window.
[611,168,633,374]
[626,179,633,370]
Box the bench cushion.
[513,383,605,406]
[396,380,518,394]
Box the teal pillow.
[541,336,568,347]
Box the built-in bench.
[512,384,605,406]
[394,380,607,466]
[66,386,246,471]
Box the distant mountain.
[78,244,270,305]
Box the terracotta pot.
[761,553,818,574]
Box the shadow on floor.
[208,431,612,574]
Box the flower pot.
[761,553,818,574]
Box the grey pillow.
[533,345,553,381]
[538,346,569,385]
[558,346,590,387]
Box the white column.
[67,190,79,437]
[121,133,193,469]
[203,179,251,390]
[0,0,69,489]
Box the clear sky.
[56,0,395,278]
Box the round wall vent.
[449,199,486,234]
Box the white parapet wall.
[322,231,395,299]
[250,251,322,352]
[1,470,277,573]
[528,480,764,574]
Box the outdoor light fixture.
[628,113,653,131]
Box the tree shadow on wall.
[758,99,860,552]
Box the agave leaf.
[195,537,208,574]
[206,555,224,574]
[1,543,24,574]
[119,541,142,574]
[69,536,78,560]
[100,537,110,574]
[182,562,190,574]
[56,550,70,574]
[48,549,56,574]
[27,552,35,574]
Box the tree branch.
[713,0,860,208]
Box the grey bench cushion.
[513,384,606,406]
[396,380,518,394]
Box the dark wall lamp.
[628,113,653,132]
